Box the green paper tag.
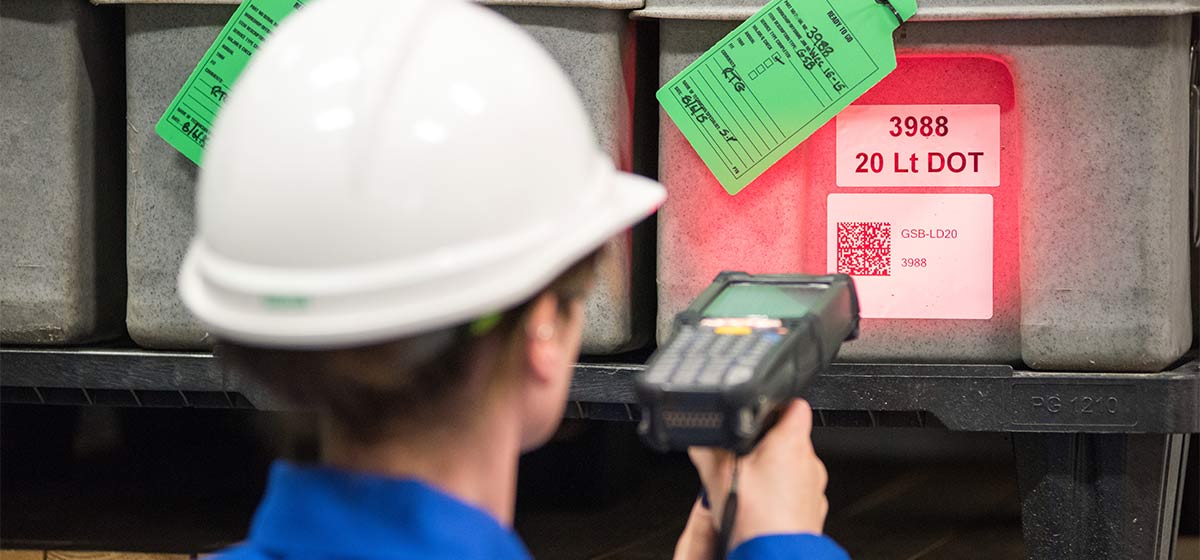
[657,0,917,195]
[154,0,308,165]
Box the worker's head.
[220,250,599,450]
[176,0,663,448]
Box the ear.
[523,292,567,385]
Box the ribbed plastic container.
[122,0,648,353]
[1,0,125,344]
[644,0,1196,371]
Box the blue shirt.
[215,461,850,560]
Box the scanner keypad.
[644,325,782,387]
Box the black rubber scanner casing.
[636,272,860,453]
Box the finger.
[687,447,718,494]
[674,499,718,560]
[688,497,716,528]
[673,529,715,560]
[689,447,737,529]
[688,447,734,486]
[688,447,718,476]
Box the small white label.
[836,104,1000,187]
[827,193,993,319]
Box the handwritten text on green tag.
[155,0,307,166]
[658,0,917,195]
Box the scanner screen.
[702,282,827,318]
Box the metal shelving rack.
[2,347,1197,559]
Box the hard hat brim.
[178,165,666,350]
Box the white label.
[836,104,1000,187]
[827,194,993,319]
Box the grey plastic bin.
[643,0,1196,371]
[125,3,233,349]
[1,0,125,344]
[122,0,648,353]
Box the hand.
[673,498,718,560]
[687,399,829,551]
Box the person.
[177,0,848,558]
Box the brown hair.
[219,251,600,445]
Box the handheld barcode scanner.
[636,272,860,454]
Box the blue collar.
[246,461,530,559]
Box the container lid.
[635,0,1200,21]
[480,0,642,7]
[94,0,643,8]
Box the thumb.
[757,399,814,451]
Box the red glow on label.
[799,55,1020,323]
[659,55,1020,340]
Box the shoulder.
[204,544,265,560]
[205,541,530,560]
[729,534,850,560]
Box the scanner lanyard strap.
[715,459,741,560]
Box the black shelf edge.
[2,348,1196,433]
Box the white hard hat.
[178,0,665,349]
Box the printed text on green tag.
[155,0,307,166]
[658,0,917,195]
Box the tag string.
[875,0,905,26]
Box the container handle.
[1191,81,1198,248]
[1191,20,1199,247]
